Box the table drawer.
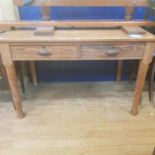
[11,45,78,60]
[80,44,145,60]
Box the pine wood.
[0,58,4,80]
[148,58,155,105]
[11,45,77,60]
[131,43,155,115]
[1,29,155,43]
[11,43,145,61]
[31,4,51,87]
[80,44,145,60]
[15,62,26,93]
[122,26,146,35]
[125,6,134,21]
[117,6,134,83]
[116,60,123,82]
[13,0,148,6]
[1,82,155,154]
[0,29,155,118]
[42,6,50,21]
[1,20,155,29]
[0,43,25,118]
[148,58,155,106]
[34,27,55,36]
[4,0,154,118]
[29,61,38,86]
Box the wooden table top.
[0,29,155,43]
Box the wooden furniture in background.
[1,21,155,29]
[14,0,148,6]
[0,60,3,80]
[0,28,33,93]
[0,29,10,90]
[0,0,152,118]
[0,28,155,118]
[149,57,155,105]
[13,0,153,83]
[29,3,51,86]
[116,5,135,82]
[0,57,7,86]
[153,147,155,155]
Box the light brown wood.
[0,28,11,86]
[1,20,155,29]
[122,26,146,35]
[125,6,134,21]
[0,56,8,84]
[29,61,38,86]
[13,0,148,6]
[0,43,25,118]
[11,43,145,61]
[1,29,155,43]
[148,58,155,105]
[116,60,123,82]
[131,42,155,115]
[80,44,145,60]
[116,6,134,83]
[42,6,50,21]
[1,82,155,154]
[34,27,55,36]
[0,60,3,80]
[11,45,78,60]
[32,4,51,91]
[0,28,155,117]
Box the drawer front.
[11,45,77,60]
[80,44,145,60]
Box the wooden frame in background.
[14,0,148,6]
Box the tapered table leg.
[0,43,25,118]
[149,58,155,104]
[116,60,123,82]
[29,61,38,86]
[131,43,155,115]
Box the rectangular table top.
[0,29,155,43]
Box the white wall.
[0,0,18,20]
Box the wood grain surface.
[1,82,155,154]
[13,0,148,6]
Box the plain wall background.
[0,0,18,20]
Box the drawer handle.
[106,49,119,56]
[37,48,52,56]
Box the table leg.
[116,60,123,82]
[131,43,155,115]
[149,58,155,104]
[29,61,38,86]
[0,43,25,118]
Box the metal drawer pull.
[37,48,52,56]
[106,49,119,56]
